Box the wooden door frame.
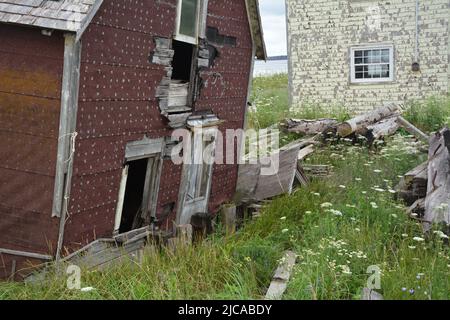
[176,126,218,225]
[113,137,165,235]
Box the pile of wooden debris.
[284,103,429,145]
[237,104,428,206]
[397,128,450,234]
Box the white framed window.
[175,0,201,45]
[350,45,394,84]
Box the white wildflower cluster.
[326,209,343,216]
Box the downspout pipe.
[412,0,421,71]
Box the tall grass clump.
[403,96,450,133]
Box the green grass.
[403,96,450,133]
[2,134,448,300]
[1,74,449,300]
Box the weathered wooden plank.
[298,144,315,161]
[423,128,450,231]
[265,251,297,300]
[0,248,52,261]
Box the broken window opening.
[119,158,149,234]
[172,40,195,82]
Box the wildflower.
[305,211,312,214]
[326,209,343,216]
[282,229,289,234]
[244,257,252,262]
[388,189,397,194]
[401,287,407,292]
[433,231,449,239]
[391,214,398,218]
[340,265,352,275]
[374,188,385,192]
[374,169,382,173]
[413,237,425,242]
[362,191,368,195]
[321,202,333,208]
[355,178,362,181]
[313,192,320,197]
[408,246,417,250]
[280,216,287,221]
[81,287,95,292]
[346,204,356,208]
[355,228,361,232]
[402,234,408,238]
[370,202,378,209]
[409,289,415,295]
[339,185,346,189]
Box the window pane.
[355,57,363,64]
[381,64,390,77]
[179,0,198,38]
[355,51,363,58]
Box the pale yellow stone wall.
[286,0,450,113]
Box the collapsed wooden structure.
[0,0,266,280]
[398,128,450,233]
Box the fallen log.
[337,103,400,137]
[423,128,450,232]
[397,116,430,144]
[364,116,400,144]
[284,118,338,135]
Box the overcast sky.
[259,0,287,57]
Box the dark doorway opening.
[119,159,148,234]
[172,40,194,81]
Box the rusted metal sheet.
[0,24,64,279]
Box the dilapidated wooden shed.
[0,0,266,279]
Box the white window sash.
[350,45,394,84]
[174,0,204,45]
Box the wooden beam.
[398,116,430,144]
[55,33,82,261]
[0,248,53,261]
